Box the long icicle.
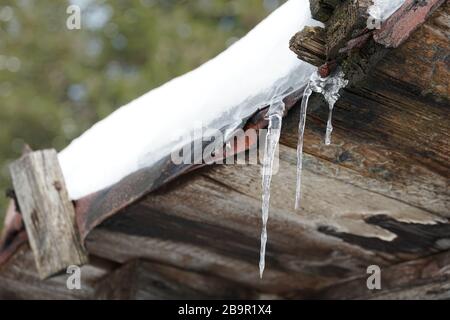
[325,101,335,145]
[294,84,312,210]
[260,99,284,278]
[260,70,348,277]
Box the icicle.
[325,102,335,146]
[259,69,347,276]
[311,70,348,145]
[260,92,285,278]
[294,84,313,210]
[295,69,348,209]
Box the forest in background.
[0,0,282,229]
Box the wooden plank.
[95,259,260,300]
[202,147,450,254]
[85,140,450,296]
[85,188,379,297]
[283,2,450,218]
[316,250,450,299]
[9,149,88,279]
[0,245,113,299]
[375,1,449,101]
[83,70,450,294]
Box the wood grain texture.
[85,26,450,294]
[0,0,448,300]
[376,1,449,100]
[290,26,327,67]
[0,245,112,300]
[324,0,372,58]
[85,140,448,296]
[281,4,450,218]
[281,82,449,216]
[9,149,88,279]
[83,11,449,294]
[95,259,261,300]
[316,250,450,299]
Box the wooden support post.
[9,149,88,279]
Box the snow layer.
[59,0,322,200]
[368,0,405,21]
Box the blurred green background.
[0,0,283,230]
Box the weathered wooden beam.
[9,149,88,279]
[299,0,447,88]
[281,76,450,215]
[376,1,449,101]
[85,137,449,296]
[95,259,259,300]
[289,26,327,67]
[316,250,450,299]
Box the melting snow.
[59,0,322,200]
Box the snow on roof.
[369,0,406,22]
[58,0,322,200]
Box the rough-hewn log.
[289,26,327,67]
[316,250,450,299]
[95,259,260,300]
[9,149,88,279]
